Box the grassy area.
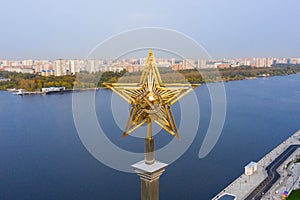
[287,190,300,200]
[286,160,293,169]
[294,158,300,163]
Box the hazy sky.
[1,0,299,59]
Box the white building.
[69,60,81,75]
[182,58,195,69]
[244,161,257,176]
[54,59,66,76]
[22,59,34,66]
[20,68,34,74]
[171,58,175,66]
[198,59,207,68]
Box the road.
[245,145,300,200]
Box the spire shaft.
[145,118,155,165]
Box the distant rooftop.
[245,161,257,168]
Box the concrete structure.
[261,152,300,199]
[132,160,168,200]
[212,129,300,200]
[54,59,66,76]
[126,65,144,72]
[198,59,207,68]
[20,68,34,74]
[244,161,258,176]
[171,64,183,71]
[182,58,195,69]
[131,135,168,200]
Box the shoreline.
[6,87,107,93]
[1,65,300,92]
[212,129,300,200]
[3,73,299,93]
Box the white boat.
[258,73,270,78]
[41,87,71,94]
[13,89,29,95]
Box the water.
[0,74,299,200]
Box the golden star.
[104,49,199,139]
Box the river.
[0,74,299,200]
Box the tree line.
[0,65,299,91]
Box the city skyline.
[1,56,299,76]
[1,0,300,59]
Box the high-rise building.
[182,58,195,69]
[171,58,175,66]
[197,59,207,68]
[22,59,34,66]
[69,60,80,75]
[54,59,67,76]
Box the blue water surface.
[0,74,299,200]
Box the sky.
[0,0,299,59]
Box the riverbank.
[6,73,300,95]
[212,129,300,200]
[1,65,299,91]
[9,87,104,95]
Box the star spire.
[104,49,199,139]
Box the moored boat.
[41,87,72,94]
